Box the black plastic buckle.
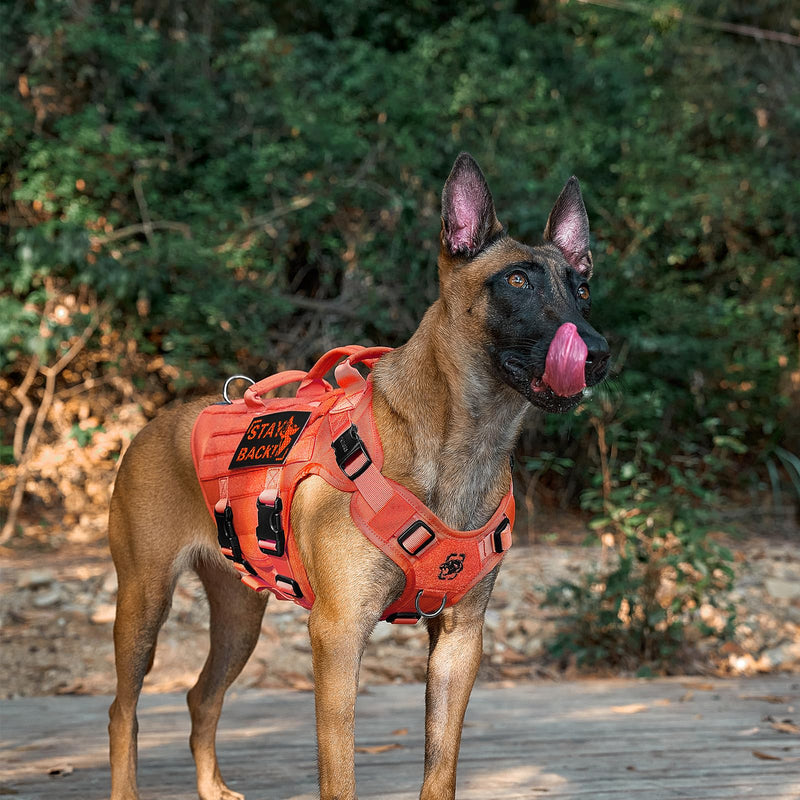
[492,517,511,553]
[256,496,285,557]
[275,574,303,599]
[215,505,239,561]
[397,521,436,556]
[331,424,372,480]
[214,505,258,575]
[385,612,421,624]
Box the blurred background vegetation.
[1,0,798,667]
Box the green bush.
[545,415,738,670]
[2,4,798,532]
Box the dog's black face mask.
[440,156,610,412]
[485,246,610,413]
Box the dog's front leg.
[420,572,497,800]
[308,599,376,800]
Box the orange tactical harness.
[190,346,514,624]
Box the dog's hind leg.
[419,571,498,800]
[108,551,175,800]
[186,555,268,800]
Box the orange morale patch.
[229,411,311,470]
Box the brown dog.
[108,153,610,800]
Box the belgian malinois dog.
[108,153,610,800]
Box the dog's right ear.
[441,153,500,260]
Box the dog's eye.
[577,284,590,301]
[507,271,528,289]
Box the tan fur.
[108,197,565,800]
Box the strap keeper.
[331,424,373,480]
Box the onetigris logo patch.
[229,411,311,470]
[438,553,465,580]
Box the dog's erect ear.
[544,176,593,278]
[441,153,499,259]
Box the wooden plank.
[1,677,798,799]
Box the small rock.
[765,578,800,601]
[33,587,62,608]
[370,623,394,643]
[484,610,502,631]
[101,570,118,596]
[16,568,55,590]
[761,641,800,669]
[91,603,117,624]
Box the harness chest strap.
[192,346,515,623]
[325,399,514,621]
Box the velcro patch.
[229,411,311,470]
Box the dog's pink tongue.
[539,323,588,397]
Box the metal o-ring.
[222,374,255,404]
[415,590,447,619]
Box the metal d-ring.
[415,590,447,619]
[222,374,255,404]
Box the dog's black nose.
[583,334,610,386]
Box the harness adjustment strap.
[256,491,285,557]
[241,574,272,592]
[331,424,373,480]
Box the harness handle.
[243,346,393,409]
[334,346,393,396]
[243,370,310,409]
[297,346,366,400]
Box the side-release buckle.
[331,424,373,480]
[256,495,285,557]
[214,505,258,576]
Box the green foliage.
[2,2,798,490]
[68,422,105,448]
[545,449,737,670]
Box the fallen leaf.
[737,727,761,736]
[391,728,409,736]
[48,763,74,776]
[55,681,86,695]
[611,703,648,714]
[741,695,788,704]
[681,681,715,691]
[355,743,403,754]
[770,720,800,735]
[752,750,782,761]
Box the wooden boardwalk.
[2,676,799,799]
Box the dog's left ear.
[441,153,500,260]
[544,176,593,278]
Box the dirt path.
[2,515,798,699]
